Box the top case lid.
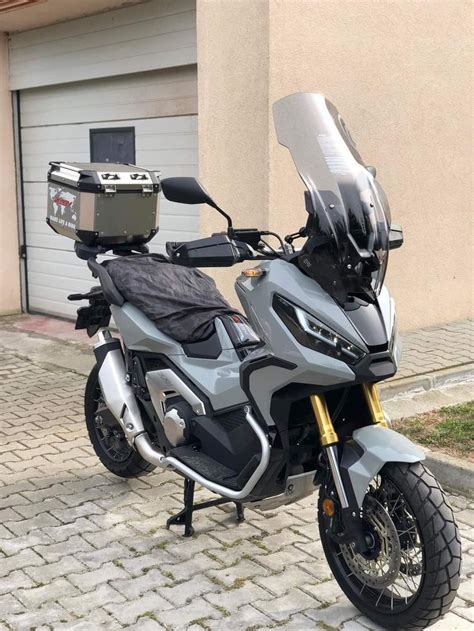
[48,161,161,194]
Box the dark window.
[90,127,136,164]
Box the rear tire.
[85,364,156,478]
[319,462,461,630]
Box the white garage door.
[19,68,198,318]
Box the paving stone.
[161,552,222,582]
[68,561,129,591]
[305,601,360,626]
[25,556,88,584]
[3,604,73,631]
[205,582,272,610]
[0,593,25,615]
[16,577,79,609]
[128,618,166,631]
[255,566,318,597]
[457,578,474,603]
[50,501,104,524]
[121,548,175,576]
[111,569,168,599]
[0,530,53,556]
[0,569,35,595]
[269,613,319,630]
[207,558,269,587]
[156,597,221,630]
[254,546,309,572]
[104,591,172,625]
[430,611,473,630]
[0,548,44,577]
[206,604,272,630]
[60,583,125,617]
[301,578,341,605]
[454,604,474,622]
[254,586,321,621]
[33,534,94,562]
[4,511,62,536]
[75,542,131,570]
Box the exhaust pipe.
[94,331,148,448]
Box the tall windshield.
[273,93,391,304]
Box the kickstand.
[166,477,246,537]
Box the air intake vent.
[0,0,46,14]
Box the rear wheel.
[319,462,461,630]
[85,364,156,478]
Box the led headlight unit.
[273,294,366,365]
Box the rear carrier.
[46,162,160,247]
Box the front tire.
[85,364,156,478]
[319,462,461,630]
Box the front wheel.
[85,364,156,478]
[319,462,461,630]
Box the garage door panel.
[21,114,197,142]
[23,96,197,128]
[21,66,198,317]
[13,10,196,67]
[21,70,197,119]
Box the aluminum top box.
[46,162,160,247]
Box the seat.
[104,254,240,343]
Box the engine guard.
[340,425,426,510]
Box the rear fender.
[341,425,425,509]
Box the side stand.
[166,477,245,537]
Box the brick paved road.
[0,347,473,630]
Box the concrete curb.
[381,367,474,496]
[423,449,474,498]
[380,363,474,401]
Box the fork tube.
[310,394,338,446]
[362,383,389,428]
[310,394,349,509]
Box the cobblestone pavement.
[395,318,473,380]
[0,347,473,631]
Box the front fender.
[341,425,425,509]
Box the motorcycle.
[49,93,461,630]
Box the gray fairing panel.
[235,259,396,427]
[111,305,248,411]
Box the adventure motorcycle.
[47,93,461,630]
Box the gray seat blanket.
[105,254,239,343]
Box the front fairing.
[273,93,391,304]
[236,259,399,377]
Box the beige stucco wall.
[0,32,21,316]
[198,0,473,330]
[197,0,270,293]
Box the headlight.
[273,294,366,365]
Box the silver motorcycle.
[53,93,461,630]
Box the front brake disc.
[340,495,402,589]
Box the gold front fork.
[362,383,389,428]
[310,394,339,446]
[310,383,388,448]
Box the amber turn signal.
[322,498,335,517]
[242,267,265,278]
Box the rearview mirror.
[161,177,233,231]
[161,177,215,207]
[389,223,403,250]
